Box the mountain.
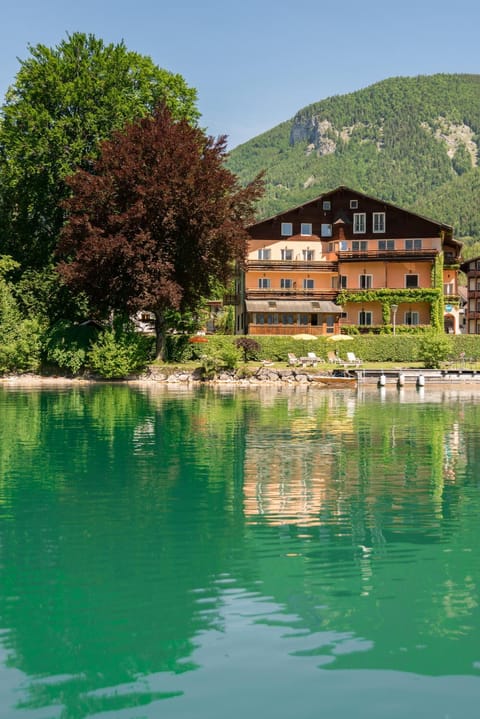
[227,74,480,253]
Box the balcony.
[246,288,339,301]
[337,249,438,262]
[247,259,338,272]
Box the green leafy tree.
[0,32,199,272]
[57,106,264,359]
[0,256,41,373]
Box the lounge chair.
[327,351,344,365]
[288,353,301,366]
[299,352,319,367]
[346,351,362,366]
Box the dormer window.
[301,222,313,235]
[281,222,293,236]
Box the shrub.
[417,332,452,369]
[234,337,261,361]
[88,320,154,378]
[44,320,101,375]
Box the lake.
[0,383,479,718]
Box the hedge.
[165,333,480,365]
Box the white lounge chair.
[346,351,362,366]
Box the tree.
[0,32,199,271]
[57,106,264,358]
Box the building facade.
[459,257,480,334]
[234,186,462,336]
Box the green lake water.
[0,383,479,718]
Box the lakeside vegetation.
[1,39,477,378]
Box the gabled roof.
[250,185,454,233]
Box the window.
[405,311,419,326]
[359,310,372,326]
[405,274,418,288]
[372,212,386,233]
[321,223,332,237]
[258,278,271,289]
[267,314,278,325]
[301,222,313,235]
[302,249,315,260]
[339,240,348,251]
[378,239,395,250]
[353,213,366,233]
[359,274,373,289]
[476,260,480,271]
[281,248,293,260]
[299,314,309,325]
[255,313,265,324]
[322,200,331,210]
[444,282,454,295]
[339,275,347,289]
[281,222,293,236]
[281,313,295,325]
[303,278,314,289]
[280,278,293,289]
[257,248,271,260]
[405,239,423,250]
[350,199,358,209]
[352,240,368,251]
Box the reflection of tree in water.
[0,386,249,717]
[1,387,480,715]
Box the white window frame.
[350,199,359,209]
[281,248,293,261]
[358,310,372,326]
[352,240,368,251]
[359,274,373,289]
[404,311,419,326]
[280,278,293,289]
[257,248,271,260]
[303,278,314,290]
[302,249,315,260]
[321,223,332,237]
[322,200,331,210]
[353,213,366,234]
[405,274,419,288]
[372,212,386,233]
[281,222,293,236]
[339,275,347,289]
[378,239,394,250]
[258,278,271,289]
[405,239,423,250]
[301,222,313,236]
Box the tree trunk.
[153,309,166,361]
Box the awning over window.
[245,300,343,313]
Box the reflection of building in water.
[243,393,468,532]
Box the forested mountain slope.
[227,74,480,249]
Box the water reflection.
[0,385,479,718]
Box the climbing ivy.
[337,287,444,331]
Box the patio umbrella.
[292,334,317,340]
[326,334,354,341]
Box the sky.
[1,0,479,149]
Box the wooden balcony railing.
[247,260,338,272]
[337,249,438,261]
[245,289,339,301]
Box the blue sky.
[1,0,479,149]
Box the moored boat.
[310,369,357,388]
